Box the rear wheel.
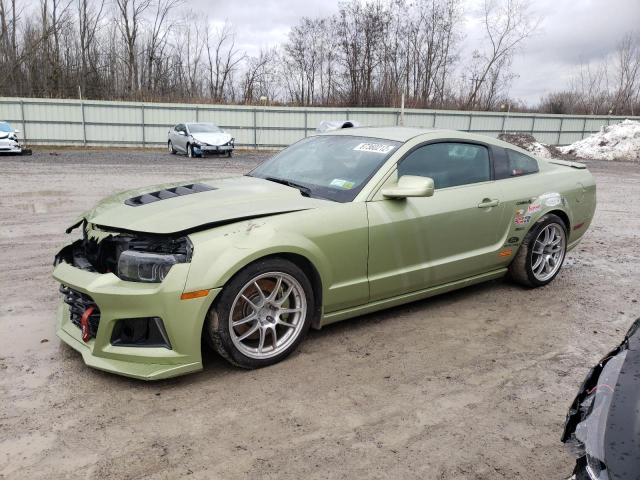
[205,258,314,369]
[227,150,233,158]
[509,213,567,287]
[168,141,176,154]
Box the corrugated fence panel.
[199,107,252,127]
[434,113,470,130]
[504,116,534,132]
[470,114,503,132]
[26,101,82,122]
[532,117,562,132]
[145,104,197,125]
[27,122,83,142]
[585,118,609,132]
[0,101,22,122]
[404,112,435,128]
[535,132,561,145]
[2,97,639,148]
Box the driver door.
[173,124,187,153]
[367,141,509,301]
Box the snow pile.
[558,119,640,162]
[497,133,555,158]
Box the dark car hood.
[562,318,640,479]
[80,175,332,235]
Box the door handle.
[477,198,499,208]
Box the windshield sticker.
[353,143,395,154]
[330,178,355,189]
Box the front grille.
[60,285,101,338]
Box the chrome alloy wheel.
[531,223,566,282]
[229,272,307,360]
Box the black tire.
[227,150,233,158]
[509,213,568,288]
[187,143,194,158]
[168,141,176,154]
[205,258,314,369]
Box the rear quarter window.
[494,148,539,179]
[505,149,539,177]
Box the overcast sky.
[199,0,640,105]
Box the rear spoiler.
[548,159,586,169]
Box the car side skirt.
[320,267,508,326]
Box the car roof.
[320,126,434,142]
[319,126,539,155]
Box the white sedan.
[0,122,30,155]
[167,122,234,158]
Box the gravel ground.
[0,147,639,480]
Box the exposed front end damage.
[0,133,31,155]
[52,221,218,380]
[561,318,640,479]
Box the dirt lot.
[0,148,639,480]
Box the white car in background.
[167,122,234,158]
[0,121,30,155]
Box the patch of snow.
[497,132,556,158]
[526,141,554,159]
[558,119,640,162]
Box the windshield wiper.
[262,176,312,197]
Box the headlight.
[117,250,187,283]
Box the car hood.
[191,132,232,146]
[81,176,331,235]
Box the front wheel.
[187,144,195,158]
[205,258,314,369]
[509,213,567,287]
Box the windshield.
[0,122,12,132]
[249,135,401,202]
[188,123,222,133]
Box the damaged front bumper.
[0,139,24,154]
[53,240,220,380]
[561,318,640,479]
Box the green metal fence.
[1,97,637,148]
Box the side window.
[505,149,539,177]
[397,142,491,189]
[175,124,185,133]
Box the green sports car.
[53,127,596,379]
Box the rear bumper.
[53,262,221,380]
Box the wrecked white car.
[167,122,234,158]
[0,121,30,155]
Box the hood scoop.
[125,183,215,207]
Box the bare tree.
[114,0,153,95]
[77,0,104,97]
[205,21,244,101]
[465,0,540,109]
[242,48,277,103]
[612,33,640,115]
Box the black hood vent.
[125,183,215,207]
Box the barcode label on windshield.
[353,143,395,154]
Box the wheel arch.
[547,209,570,231]
[207,251,324,331]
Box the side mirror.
[381,175,435,199]
[14,129,20,134]
[178,130,186,136]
